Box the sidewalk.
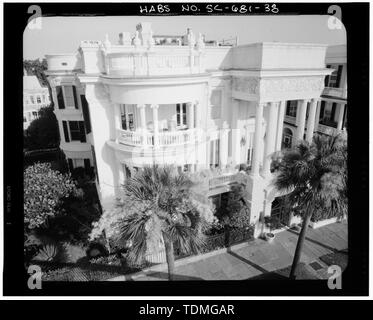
[110,221,348,281]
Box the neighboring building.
[23,72,51,129]
[282,44,347,148]
[45,22,333,237]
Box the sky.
[24,15,346,60]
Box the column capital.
[257,101,268,107]
[268,101,281,107]
[150,104,159,109]
[137,104,146,109]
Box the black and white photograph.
[1,1,369,299]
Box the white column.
[151,104,159,147]
[188,102,194,129]
[138,104,147,146]
[295,99,308,141]
[231,99,241,166]
[219,123,229,168]
[251,102,266,176]
[305,98,318,143]
[113,104,122,142]
[262,102,279,178]
[114,104,121,130]
[275,100,286,151]
[315,100,321,132]
[337,104,346,131]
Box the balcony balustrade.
[117,128,200,148]
[105,49,204,76]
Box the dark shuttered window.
[56,86,65,109]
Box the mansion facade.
[23,73,51,129]
[45,22,345,237]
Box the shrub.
[24,163,78,229]
[215,184,252,229]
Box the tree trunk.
[289,211,312,279]
[162,232,175,281]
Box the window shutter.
[62,121,70,142]
[80,95,92,133]
[73,86,78,109]
[56,86,65,109]
[79,121,86,142]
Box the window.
[36,96,41,103]
[176,103,187,128]
[23,116,27,123]
[120,104,134,131]
[56,85,78,109]
[325,64,343,88]
[320,102,337,127]
[30,95,35,104]
[286,101,297,118]
[69,121,81,141]
[282,128,293,149]
[210,90,222,119]
[63,120,86,142]
[63,86,76,108]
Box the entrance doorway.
[270,197,290,227]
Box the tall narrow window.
[63,85,78,109]
[286,101,297,118]
[120,104,134,130]
[176,103,187,128]
[69,121,81,141]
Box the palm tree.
[116,165,209,280]
[275,134,347,279]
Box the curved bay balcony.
[117,128,200,148]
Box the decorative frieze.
[232,76,325,100]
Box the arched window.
[282,128,293,149]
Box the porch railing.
[117,128,200,147]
